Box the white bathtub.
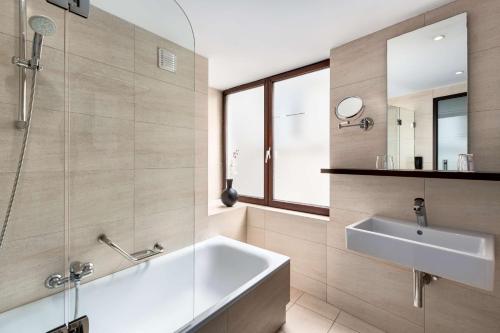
[0,236,289,333]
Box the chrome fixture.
[413,198,427,227]
[413,269,438,308]
[0,12,57,251]
[338,117,374,131]
[98,234,164,262]
[48,316,89,333]
[45,261,94,289]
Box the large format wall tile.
[69,55,134,120]
[266,230,326,283]
[68,6,134,71]
[265,209,327,245]
[0,103,64,173]
[135,168,194,217]
[135,27,195,91]
[469,47,500,113]
[70,170,134,229]
[425,279,500,333]
[135,122,194,169]
[0,232,64,313]
[327,247,423,325]
[0,34,19,105]
[332,175,424,221]
[327,208,369,250]
[327,286,424,333]
[135,74,195,128]
[0,171,64,241]
[70,113,134,171]
[469,110,500,171]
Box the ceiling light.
[456,71,464,75]
[433,35,446,41]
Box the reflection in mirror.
[387,13,468,171]
[336,96,364,120]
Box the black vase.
[221,179,239,207]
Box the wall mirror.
[387,13,468,171]
[336,96,364,120]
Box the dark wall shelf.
[321,168,500,181]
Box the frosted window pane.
[226,87,264,198]
[273,68,330,207]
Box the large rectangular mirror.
[387,13,468,171]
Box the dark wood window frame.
[432,92,468,170]
[223,60,330,216]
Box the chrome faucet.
[413,198,427,227]
[45,261,94,289]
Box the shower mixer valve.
[45,261,94,289]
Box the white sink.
[345,216,495,291]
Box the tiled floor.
[278,288,385,333]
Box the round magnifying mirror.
[335,96,364,120]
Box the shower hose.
[0,69,38,249]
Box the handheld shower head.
[28,15,57,63]
[29,15,57,36]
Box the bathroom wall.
[329,0,500,332]
[0,0,208,313]
[208,88,223,200]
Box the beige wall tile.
[469,47,500,113]
[196,91,209,131]
[195,204,210,242]
[247,226,265,248]
[331,76,388,169]
[332,175,424,220]
[0,104,64,172]
[280,304,333,333]
[208,88,223,200]
[195,55,209,95]
[135,168,194,217]
[328,323,357,333]
[195,129,208,168]
[265,209,327,245]
[68,6,134,71]
[424,0,500,53]
[330,15,424,89]
[209,207,247,242]
[134,207,194,253]
[135,74,195,128]
[291,271,327,301]
[0,0,17,38]
[0,232,64,313]
[0,34,19,105]
[197,312,227,333]
[69,55,134,120]
[135,122,194,169]
[70,113,134,171]
[195,167,208,206]
[247,206,265,228]
[135,27,195,90]
[425,279,500,333]
[296,293,340,320]
[327,247,423,325]
[469,110,500,172]
[267,231,326,283]
[0,171,64,241]
[327,286,423,333]
[70,170,134,229]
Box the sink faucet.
[413,198,427,227]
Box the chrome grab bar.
[97,234,164,262]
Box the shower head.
[29,15,57,36]
[29,16,57,64]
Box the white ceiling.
[387,13,467,98]
[94,0,456,90]
[178,0,455,90]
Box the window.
[223,60,330,215]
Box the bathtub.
[0,236,290,333]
